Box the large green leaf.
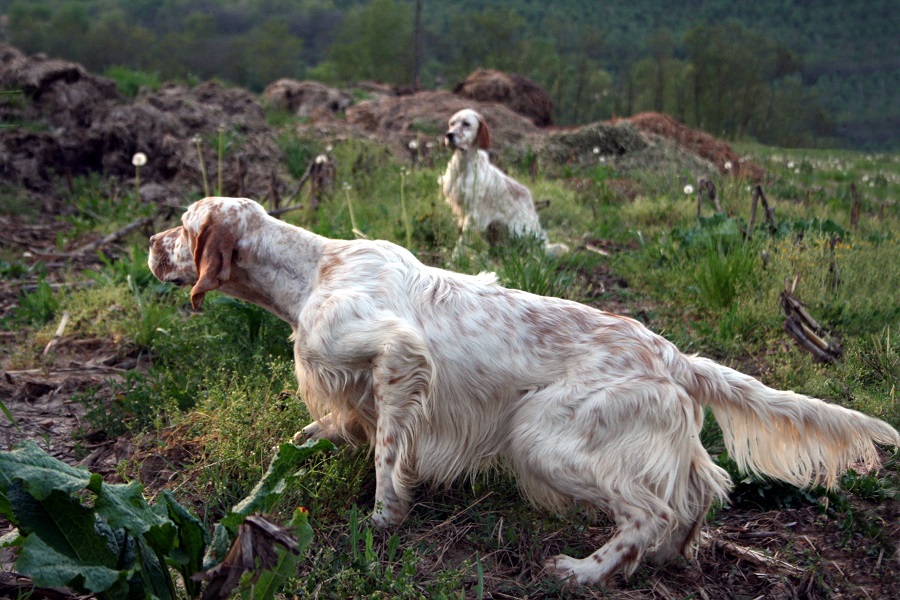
[7,482,119,568]
[16,534,133,596]
[202,523,233,571]
[134,535,177,600]
[9,481,131,596]
[0,440,100,500]
[241,507,314,600]
[223,439,335,530]
[156,490,208,598]
[204,438,333,571]
[94,479,175,551]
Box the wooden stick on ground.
[72,216,155,255]
[42,310,70,356]
[780,276,843,363]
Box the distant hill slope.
[429,0,898,150]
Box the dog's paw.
[291,422,320,445]
[370,501,406,529]
[544,554,580,583]
[544,554,608,586]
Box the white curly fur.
[149,197,899,586]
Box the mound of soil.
[262,78,352,119]
[453,69,554,127]
[0,44,290,205]
[622,112,765,180]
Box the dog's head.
[445,109,491,152]
[148,197,265,310]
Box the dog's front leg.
[369,329,432,528]
[292,412,367,446]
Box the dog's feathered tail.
[677,354,899,489]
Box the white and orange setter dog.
[150,197,898,586]
[439,108,568,255]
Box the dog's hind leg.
[368,324,433,528]
[544,490,673,586]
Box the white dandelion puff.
[684,184,694,195]
[131,152,147,167]
[724,161,733,170]
[315,154,328,164]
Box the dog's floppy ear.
[475,115,492,150]
[189,216,236,310]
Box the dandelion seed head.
[325,145,333,153]
[794,168,800,174]
[724,161,733,170]
[684,184,694,195]
[192,134,201,144]
[131,152,147,167]
[592,147,600,155]
[408,140,419,150]
[787,161,795,169]
[315,154,328,164]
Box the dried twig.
[780,276,843,363]
[42,310,70,356]
[72,216,155,256]
[748,185,777,237]
[703,531,803,574]
[267,204,305,218]
[696,177,722,217]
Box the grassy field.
[2,132,899,598]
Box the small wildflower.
[787,161,795,169]
[746,185,752,192]
[342,181,351,191]
[400,166,408,175]
[325,145,333,153]
[724,161,733,170]
[862,174,870,182]
[794,168,800,174]
[426,141,435,149]
[684,184,694,195]
[131,152,147,167]
[192,134,201,144]
[315,154,328,164]
[593,147,600,155]
[408,139,419,150]
[599,156,606,163]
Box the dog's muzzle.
[444,132,457,149]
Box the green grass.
[3,134,900,597]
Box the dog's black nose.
[445,132,456,148]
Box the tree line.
[1,0,894,150]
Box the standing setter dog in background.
[150,197,899,587]
[439,108,569,255]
